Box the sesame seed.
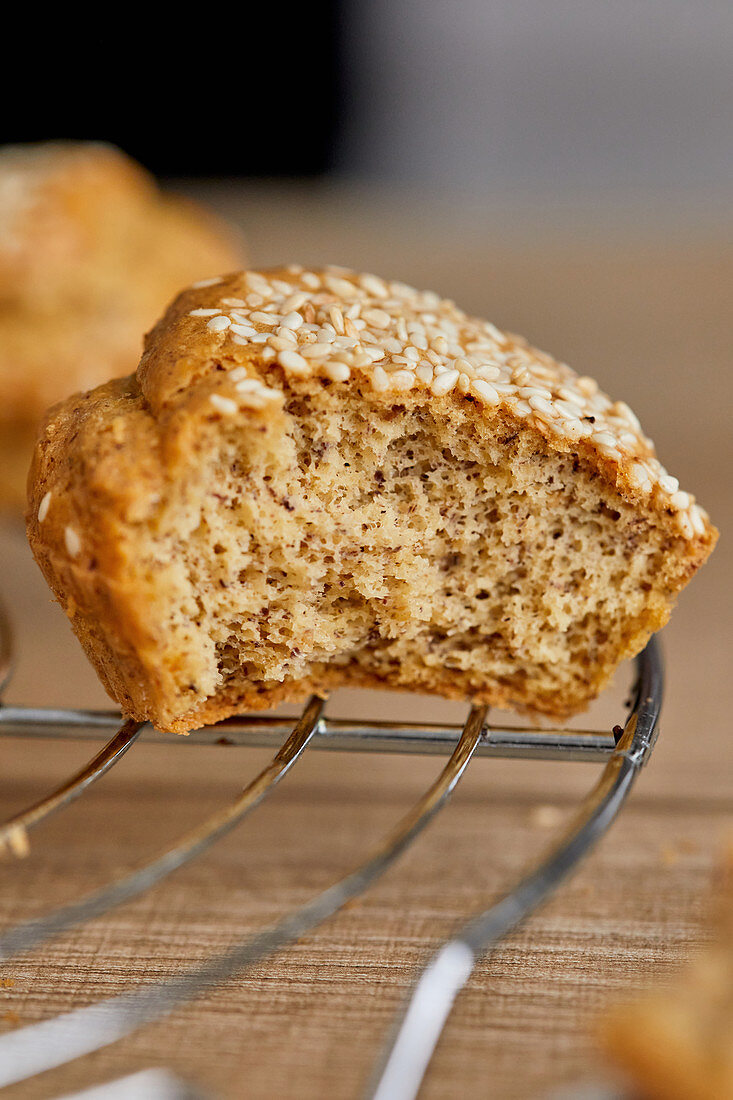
[689,505,706,536]
[659,475,680,495]
[37,491,52,522]
[529,396,558,419]
[670,490,691,510]
[362,308,390,329]
[277,349,310,375]
[431,370,460,396]
[475,364,501,381]
[282,292,309,313]
[230,324,256,338]
[470,379,500,405]
[221,297,247,308]
[591,431,617,448]
[250,311,278,326]
[268,335,297,352]
[555,399,584,420]
[677,512,695,539]
[325,275,357,298]
[328,305,345,334]
[301,343,335,359]
[281,311,304,330]
[483,322,505,343]
[323,362,351,382]
[191,276,223,289]
[392,369,416,391]
[371,365,390,392]
[189,308,221,317]
[628,463,652,489]
[359,273,389,298]
[562,421,586,440]
[206,315,231,333]
[210,394,238,415]
[274,327,299,343]
[64,526,81,557]
[229,367,248,382]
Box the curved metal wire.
[0,695,324,961]
[366,638,663,1100]
[0,718,144,855]
[0,597,144,853]
[0,703,488,1088]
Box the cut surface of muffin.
[27,267,716,732]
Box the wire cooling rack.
[0,597,662,1097]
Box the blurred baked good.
[0,141,242,508]
[27,266,716,732]
[602,851,733,1099]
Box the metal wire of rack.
[0,598,662,1095]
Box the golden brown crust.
[26,267,717,732]
[0,142,242,508]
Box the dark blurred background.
[2,4,342,177]
[5,2,732,193]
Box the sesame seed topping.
[65,526,81,557]
[206,315,231,333]
[301,343,336,359]
[184,267,707,541]
[37,491,52,522]
[323,361,351,383]
[277,349,310,375]
[230,323,256,338]
[209,394,239,415]
[670,490,692,510]
[470,379,500,405]
[659,475,680,495]
[191,276,223,289]
[431,369,460,396]
[359,273,389,298]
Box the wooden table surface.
[0,186,731,1099]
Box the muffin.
[0,141,242,508]
[26,266,716,732]
[603,851,733,1100]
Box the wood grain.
[0,191,730,1098]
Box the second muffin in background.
[0,141,243,509]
